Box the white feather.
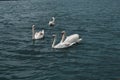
[52,31,82,49]
[32,25,44,40]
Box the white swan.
[48,17,55,26]
[52,34,69,48]
[52,31,82,49]
[61,31,82,44]
[32,25,44,40]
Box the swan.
[61,31,82,44]
[52,31,82,49]
[48,17,55,26]
[32,25,44,40]
[52,34,69,48]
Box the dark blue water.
[0,0,120,80]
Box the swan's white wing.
[34,30,44,39]
[40,30,44,38]
[34,32,40,39]
[38,31,44,39]
[54,42,69,48]
[64,34,79,43]
[53,33,81,49]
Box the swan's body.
[52,31,82,49]
[64,34,82,44]
[49,17,55,26]
[32,25,44,40]
[61,31,82,43]
[52,35,69,48]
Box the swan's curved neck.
[32,26,35,39]
[52,17,55,22]
[52,36,56,48]
[60,33,65,43]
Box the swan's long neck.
[32,26,35,39]
[60,33,65,43]
[52,17,55,22]
[52,36,56,48]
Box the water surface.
[0,0,120,80]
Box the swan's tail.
[77,38,82,43]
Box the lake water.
[0,0,120,80]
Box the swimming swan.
[32,25,44,40]
[61,31,82,43]
[52,31,82,49]
[48,17,55,26]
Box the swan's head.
[52,34,56,38]
[32,25,35,28]
[61,31,65,35]
[52,17,55,19]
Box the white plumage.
[32,25,44,40]
[52,31,82,49]
[48,17,55,26]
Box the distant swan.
[52,31,82,49]
[32,25,44,40]
[48,17,55,26]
